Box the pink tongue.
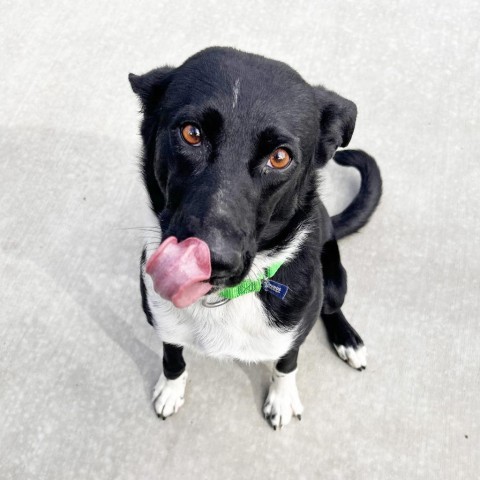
[146,236,212,308]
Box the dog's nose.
[209,246,243,282]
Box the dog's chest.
[143,270,296,362]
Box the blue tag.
[262,279,289,300]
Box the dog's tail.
[330,149,382,240]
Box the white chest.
[143,267,297,363]
[141,208,303,363]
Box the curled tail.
[331,149,382,240]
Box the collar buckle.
[201,297,231,308]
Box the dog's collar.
[217,261,285,300]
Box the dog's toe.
[263,369,303,430]
[323,311,367,370]
[334,343,367,370]
[152,371,188,419]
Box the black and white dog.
[129,47,381,429]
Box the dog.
[129,47,382,429]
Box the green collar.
[218,261,284,300]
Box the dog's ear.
[128,66,174,110]
[314,86,357,166]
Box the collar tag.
[262,279,289,300]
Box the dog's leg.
[152,343,188,419]
[321,238,367,370]
[263,347,304,430]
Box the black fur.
[331,149,382,239]
[162,343,186,380]
[130,47,381,401]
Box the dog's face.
[130,48,356,288]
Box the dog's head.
[130,47,356,295]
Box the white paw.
[334,344,367,370]
[263,369,304,430]
[152,370,188,419]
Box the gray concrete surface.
[1,1,479,479]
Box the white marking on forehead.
[232,78,240,109]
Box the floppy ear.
[128,66,174,110]
[314,86,357,166]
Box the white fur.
[142,211,309,363]
[144,269,298,362]
[334,344,367,370]
[153,371,188,418]
[232,78,240,109]
[263,368,304,429]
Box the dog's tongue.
[146,236,212,308]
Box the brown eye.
[181,124,202,146]
[267,148,291,169]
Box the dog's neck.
[247,225,311,281]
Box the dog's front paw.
[152,371,188,419]
[334,342,367,370]
[263,369,303,430]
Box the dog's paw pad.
[152,371,188,419]
[334,344,367,370]
[263,369,303,430]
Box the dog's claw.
[297,414,302,421]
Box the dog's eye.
[267,148,291,170]
[181,124,202,146]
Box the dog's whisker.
[144,242,161,247]
[141,233,162,238]
[117,226,162,232]
[137,234,161,240]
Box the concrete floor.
[1,1,479,479]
